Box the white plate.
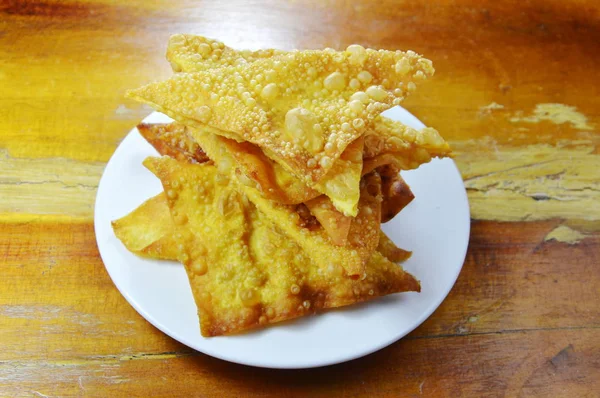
[95,107,470,369]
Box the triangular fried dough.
[378,164,415,223]
[187,123,363,216]
[187,125,366,248]
[144,156,419,336]
[111,192,179,261]
[378,232,412,263]
[165,34,447,177]
[304,195,351,246]
[112,189,410,265]
[149,130,381,276]
[364,116,451,168]
[312,136,364,216]
[240,170,383,277]
[168,39,367,216]
[142,122,320,204]
[127,46,434,189]
[167,34,285,73]
[137,123,210,164]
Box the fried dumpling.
[144,156,419,336]
[127,45,434,215]
[112,192,179,261]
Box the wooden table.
[2,0,599,396]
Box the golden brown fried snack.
[111,192,179,261]
[312,136,364,216]
[127,44,434,215]
[304,195,351,246]
[137,123,210,164]
[144,157,420,336]
[139,122,378,246]
[217,134,321,204]
[364,116,452,165]
[241,170,383,277]
[378,232,412,263]
[166,34,286,73]
[378,164,415,223]
[166,124,383,275]
[189,125,371,247]
[188,123,367,224]
[166,35,449,174]
[112,188,408,265]
[140,122,364,217]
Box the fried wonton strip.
[144,157,257,336]
[164,38,432,215]
[166,34,447,170]
[188,125,366,253]
[127,44,434,186]
[175,122,319,204]
[143,121,363,215]
[111,192,179,261]
[167,34,285,73]
[137,123,210,164]
[363,117,452,166]
[312,136,364,216]
[241,171,383,277]
[112,189,411,265]
[378,164,415,223]
[217,136,320,204]
[378,232,412,263]
[144,157,419,336]
[305,195,351,246]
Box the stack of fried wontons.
[112,35,451,337]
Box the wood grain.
[1,0,599,396]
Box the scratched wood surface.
[1,0,599,396]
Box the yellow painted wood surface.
[1,0,599,396]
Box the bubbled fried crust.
[166,34,286,73]
[240,169,385,278]
[312,136,364,216]
[165,34,443,168]
[127,43,434,188]
[184,122,321,204]
[111,192,179,261]
[137,123,210,164]
[305,195,352,246]
[363,116,452,169]
[144,156,419,337]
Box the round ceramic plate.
[95,107,470,369]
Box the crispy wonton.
[143,156,419,336]
[127,44,434,215]
[137,123,210,164]
[112,192,179,261]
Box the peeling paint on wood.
[544,225,588,244]
[455,140,600,228]
[510,103,594,131]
